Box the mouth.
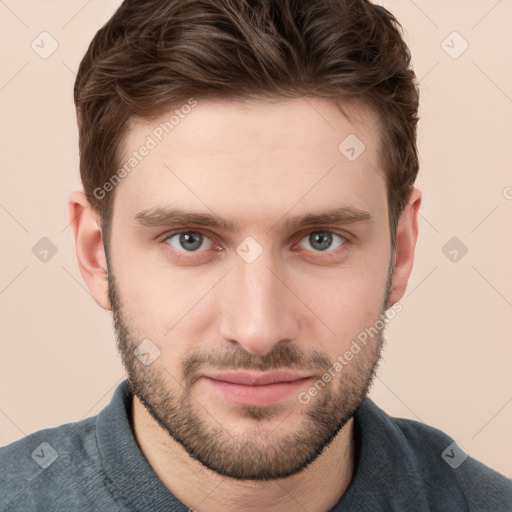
[200,370,314,406]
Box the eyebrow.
[133,205,373,232]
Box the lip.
[200,371,313,406]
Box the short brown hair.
[74,0,419,250]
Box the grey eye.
[165,232,212,252]
[298,231,345,252]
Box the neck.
[131,395,355,512]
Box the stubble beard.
[107,258,392,480]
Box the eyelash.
[158,228,351,261]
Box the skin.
[69,96,421,512]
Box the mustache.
[182,344,332,378]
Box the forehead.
[111,97,386,228]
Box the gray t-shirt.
[1,379,511,511]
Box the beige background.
[1,0,511,478]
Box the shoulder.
[402,417,512,508]
[0,416,108,510]
[362,399,512,509]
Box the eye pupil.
[180,232,203,251]
[310,232,332,251]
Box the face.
[106,97,394,480]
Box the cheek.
[113,258,218,361]
[295,257,389,350]
[109,251,174,331]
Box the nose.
[219,249,299,357]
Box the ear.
[388,187,421,306]
[68,190,111,310]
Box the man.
[1,0,511,510]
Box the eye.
[296,230,346,253]
[161,229,348,260]
[164,231,214,253]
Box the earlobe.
[67,190,111,311]
[388,187,422,306]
